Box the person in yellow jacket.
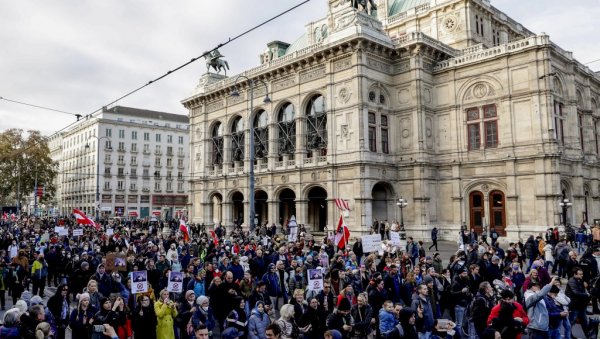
[30,254,48,297]
[155,288,178,339]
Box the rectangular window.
[104,182,111,189]
[118,129,125,139]
[131,168,137,176]
[485,121,498,148]
[382,129,389,154]
[167,146,173,155]
[106,128,112,137]
[578,113,585,152]
[154,182,161,191]
[166,182,172,191]
[178,136,184,144]
[368,126,377,152]
[167,135,173,143]
[167,158,173,167]
[554,101,565,144]
[132,131,137,140]
[178,147,184,156]
[131,156,137,165]
[178,182,184,191]
[155,157,161,166]
[156,134,161,142]
[118,168,124,175]
[178,171,183,179]
[144,132,150,141]
[131,143,137,152]
[105,140,112,149]
[118,142,125,151]
[467,108,479,121]
[117,181,124,190]
[155,145,161,154]
[468,124,480,150]
[483,104,496,118]
[130,182,136,190]
[178,158,184,167]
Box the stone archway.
[371,182,394,222]
[255,190,268,227]
[278,188,296,226]
[231,191,244,226]
[307,186,327,232]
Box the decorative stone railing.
[392,32,458,57]
[387,3,430,25]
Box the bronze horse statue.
[204,49,229,75]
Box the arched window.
[254,110,268,159]
[277,102,296,158]
[211,122,224,165]
[305,94,327,157]
[231,116,244,162]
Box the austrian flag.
[180,219,190,242]
[334,214,351,249]
[72,209,98,229]
[334,198,350,211]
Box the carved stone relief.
[333,56,353,72]
[273,76,297,92]
[299,66,326,84]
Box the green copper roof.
[284,32,308,56]
[388,0,430,17]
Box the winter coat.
[379,308,399,336]
[565,276,590,310]
[131,305,158,339]
[350,304,373,336]
[411,294,434,332]
[543,244,554,262]
[191,307,216,332]
[155,300,178,339]
[248,302,270,339]
[326,310,354,339]
[299,305,327,339]
[69,307,94,339]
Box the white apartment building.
[58,106,190,220]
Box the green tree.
[0,129,58,209]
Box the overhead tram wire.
[0,0,312,163]
[0,97,83,120]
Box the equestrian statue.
[204,49,230,75]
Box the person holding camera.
[92,297,124,339]
[155,288,178,339]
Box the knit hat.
[338,298,351,312]
[20,290,33,307]
[15,300,28,314]
[423,275,434,284]
[30,295,44,306]
[196,295,209,306]
[185,290,195,299]
[77,293,90,306]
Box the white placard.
[73,228,84,237]
[167,271,183,293]
[390,232,400,246]
[106,228,114,236]
[307,268,324,291]
[131,271,148,294]
[54,226,64,233]
[361,234,382,253]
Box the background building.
[58,106,189,219]
[183,0,600,240]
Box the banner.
[54,226,68,236]
[361,234,382,253]
[167,271,184,293]
[73,229,84,237]
[307,268,324,291]
[131,271,148,294]
[106,228,114,236]
[390,231,400,246]
[106,253,127,272]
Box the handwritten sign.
[73,229,84,237]
[390,232,400,247]
[361,234,382,253]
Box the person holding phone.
[155,288,178,339]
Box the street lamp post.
[86,135,111,221]
[230,76,270,234]
[559,198,572,226]
[397,197,408,231]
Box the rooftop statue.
[204,49,230,75]
[350,0,377,16]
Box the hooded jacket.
[248,301,270,339]
[411,294,434,332]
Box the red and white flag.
[10,213,17,222]
[2,212,7,221]
[335,198,350,211]
[179,218,190,242]
[73,209,95,227]
[209,230,219,246]
[334,214,351,249]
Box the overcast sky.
[1,0,598,136]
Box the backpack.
[37,265,48,279]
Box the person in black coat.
[47,283,71,339]
[350,293,373,337]
[352,238,364,265]
[299,297,326,339]
[131,295,158,339]
[175,290,197,337]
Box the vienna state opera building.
[182,0,600,241]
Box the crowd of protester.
[0,215,598,339]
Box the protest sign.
[131,271,148,294]
[106,253,128,272]
[307,268,324,291]
[167,271,184,293]
[361,234,382,253]
[106,228,114,236]
[390,232,400,247]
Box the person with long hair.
[248,300,271,339]
[155,289,177,339]
[47,283,70,339]
[34,322,51,339]
[131,295,157,339]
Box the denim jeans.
[569,309,589,332]
[467,321,478,339]
[548,328,561,339]
[418,331,432,339]
[454,305,466,338]
[561,317,571,339]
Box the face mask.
[202,306,209,311]
[84,246,89,251]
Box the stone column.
[295,117,306,165]
[222,201,233,228]
[295,199,309,230]
[267,199,278,229]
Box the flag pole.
[341,213,348,250]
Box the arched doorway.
[469,191,484,234]
[231,191,244,226]
[372,182,393,221]
[255,190,268,227]
[278,188,296,226]
[209,193,223,226]
[489,190,506,236]
[307,187,327,232]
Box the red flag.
[73,209,95,227]
[10,213,17,222]
[334,214,350,249]
[2,212,7,221]
[209,230,219,246]
[179,219,190,242]
[335,198,351,211]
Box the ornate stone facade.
[182,0,600,241]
